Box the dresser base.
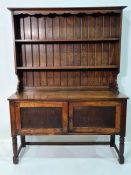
[9,90,128,164]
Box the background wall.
[0,0,131,141]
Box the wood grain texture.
[21,107,63,128]
[69,101,121,133]
[9,7,128,164]
[8,90,128,101]
[9,101,16,136]
[15,101,68,134]
[14,12,121,91]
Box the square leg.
[12,136,19,164]
[21,136,26,147]
[110,135,115,147]
[118,136,125,164]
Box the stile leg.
[12,136,19,164]
[118,136,125,164]
[110,135,115,147]
[21,136,26,147]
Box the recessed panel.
[20,107,62,128]
[73,106,116,128]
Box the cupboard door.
[69,101,121,134]
[15,101,68,134]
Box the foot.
[118,156,124,164]
[13,156,19,164]
[110,142,115,147]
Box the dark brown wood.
[110,135,115,147]
[24,141,111,145]
[8,90,128,101]
[69,101,121,133]
[119,136,125,164]
[11,8,123,91]
[9,101,17,136]
[8,7,127,16]
[15,38,120,43]
[12,136,18,164]
[8,7,128,164]
[120,100,127,137]
[16,65,119,71]
[21,136,26,147]
[15,101,68,134]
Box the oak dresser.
[8,7,128,164]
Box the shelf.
[15,38,120,44]
[17,65,118,70]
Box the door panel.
[20,107,63,128]
[73,106,116,128]
[15,101,68,134]
[69,101,121,134]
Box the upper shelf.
[17,65,118,70]
[15,38,120,44]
